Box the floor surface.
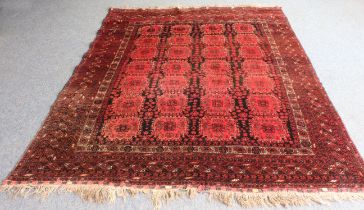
[1,0,364,209]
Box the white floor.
[1,0,364,209]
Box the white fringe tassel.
[2,184,364,209]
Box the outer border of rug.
[2,5,364,209]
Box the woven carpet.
[2,6,364,208]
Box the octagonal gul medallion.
[202,35,226,45]
[159,76,188,93]
[242,60,270,75]
[244,75,275,93]
[233,23,255,33]
[119,75,148,95]
[134,36,160,46]
[201,117,238,141]
[239,46,264,59]
[139,25,163,35]
[101,117,141,141]
[202,74,231,93]
[108,95,143,117]
[201,60,230,75]
[171,24,192,34]
[162,60,190,76]
[201,24,225,34]
[153,117,188,141]
[167,46,191,59]
[130,47,158,60]
[247,94,281,115]
[202,94,234,116]
[157,94,187,115]
[250,116,289,143]
[125,61,154,75]
[235,34,259,45]
[202,46,228,59]
[168,35,192,45]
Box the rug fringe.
[2,184,364,209]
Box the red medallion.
[125,61,154,75]
[202,46,228,58]
[139,25,163,35]
[153,117,187,141]
[239,46,264,59]
[242,60,269,75]
[203,35,226,45]
[233,23,255,33]
[244,75,275,93]
[202,75,231,93]
[247,94,281,115]
[250,116,289,142]
[119,75,148,94]
[171,25,191,34]
[201,24,225,34]
[134,36,160,46]
[202,94,234,116]
[101,117,140,141]
[202,60,230,75]
[130,47,158,59]
[159,76,188,93]
[235,34,259,45]
[201,117,238,141]
[162,60,190,76]
[169,35,192,45]
[167,46,191,59]
[157,94,187,115]
[108,95,143,116]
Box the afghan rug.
[2,6,364,208]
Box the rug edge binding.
[1,183,364,209]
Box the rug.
[2,6,364,208]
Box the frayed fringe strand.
[2,184,364,209]
[210,190,364,208]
